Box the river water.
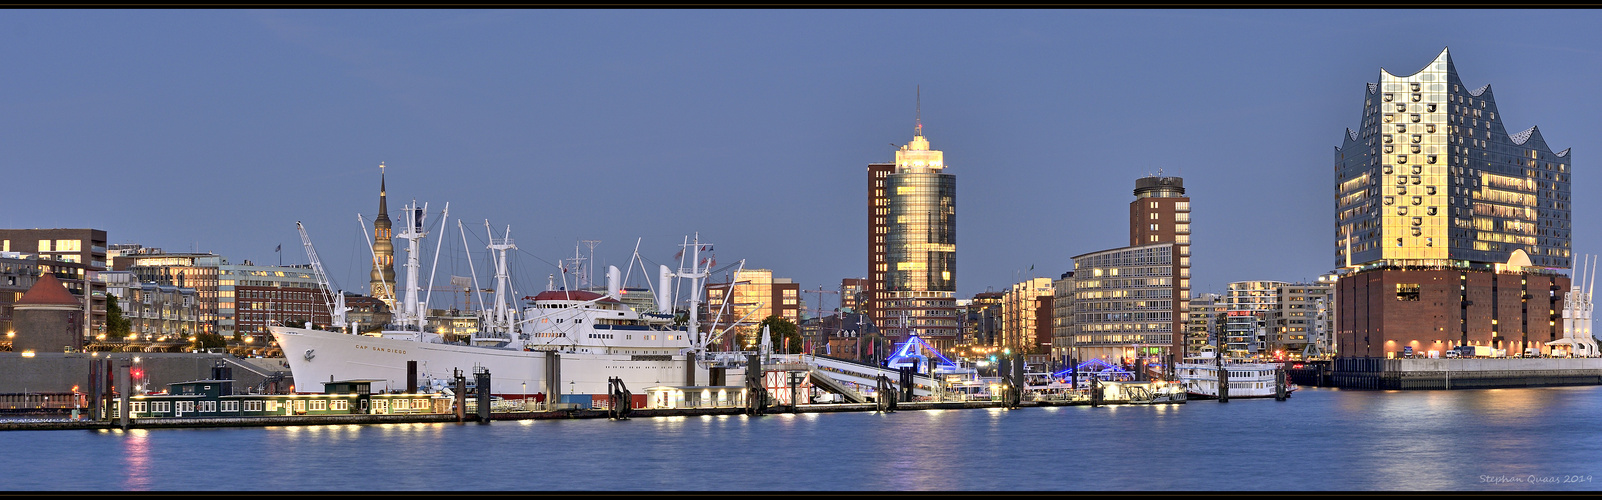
[3,387,1600,491]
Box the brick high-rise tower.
[867,110,959,350]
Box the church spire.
[378,162,389,219]
[370,163,396,307]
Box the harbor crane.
[296,221,350,332]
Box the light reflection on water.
[122,430,150,491]
[2,387,1600,491]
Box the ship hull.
[270,326,702,397]
[1175,362,1297,399]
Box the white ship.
[271,286,710,397]
[1175,352,1296,399]
[270,188,744,397]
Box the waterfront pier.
[1331,357,1602,390]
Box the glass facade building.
[1334,47,1571,269]
[868,123,959,345]
[704,269,801,350]
[1333,49,1574,359]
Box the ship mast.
[397,200,429,331]
[486,221,517,339]
[682,234,707,348]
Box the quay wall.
[1332,357,1602,390]
[0,353,291,394]
[1,400,1079,431]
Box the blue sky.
[2,10,1598,312]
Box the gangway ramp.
[805,368,867,403]
[769,354,942,399]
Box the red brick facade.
[1337,268,1568,358]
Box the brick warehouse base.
[1332,357,1602,390]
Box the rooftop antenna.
[915,85,922,137]
[581,239,601,289]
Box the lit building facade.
[867,120,958,344]
[964,291,1003,348]
[1333,49,1575,358]
[218,263,332,342]
[1269,282,1334,359]
[703,269,800,350]
[1056,175,1192,365]
[1051,272,1075,363]
[101,271,201,344]
[1130,177,1192,258]
[128,252,223,333]
[1067,243,1183,363]
[1335,48,1570,270]
[0,252,42,340]
[839,278,867,313]
[1186,293,1225,355]
[0,229,108,338]
[1001,277,1053,354]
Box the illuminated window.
[1396,284,1421,301]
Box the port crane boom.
[296,221,349,331]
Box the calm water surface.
[3,387,1600,491]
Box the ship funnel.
[658,265,673,311]
[607,265,621,300]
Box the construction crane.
[802,285,841,355]
[804,285,840,321]
[295,221,349,331]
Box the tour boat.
[1175,352,1296,399]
